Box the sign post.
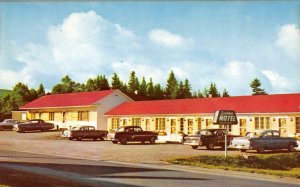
[213,110,238,158]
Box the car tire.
[93,138,98,141]
[191,146,198,149]
[120,137,127,145]
[141,140,146,144]
[77,137,82,141]
[149,137,156,144]
[288,143,296,152]
[206,143,214,150]
[112,141,118,144]
[69,137,73,140]
[257,147,265,153]
[240,149,247,152]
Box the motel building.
[16,90,300,142]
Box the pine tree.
[154,84,164,100]
[165,70,178,99]
[203,87,209,97]
[177,81,184,99]
[147,78,155,99]
[222,89,230,97]
[139,77,147,97]
[208,82,220,97]
[183,79,192,98]
[37,83,45,97]
[250,78,267,95]
[111,73,122,90]
[197,90,204,98]
[128,71,139,94]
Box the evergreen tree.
[183,79,192,98]
[192,91,198,98]
[111,73,122,90]
[52,75,77,93]
[85,78,95,91]
[222,89,230,97]
[250,78,267,95]
[154,84,164,100]
[147,78,155,99]
[203,87,209,97]
[139,77,147,97]
[165,70,178,99]
[128,71,139,94]
[37,83,45,97]
[177,81,184,99]
[197,90,204,98]
[208,82,220,97]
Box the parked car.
[0,119,19,130]
[14,119,54,133]
[183,129,240,150]
[62,126,108,141]
[229,130,298,153]
[111,126,158,145]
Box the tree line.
[0,70,267,121]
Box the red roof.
[20,90,115,109]
[105,93,300,115]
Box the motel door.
[170,119,179,141]
[145,119,150,131]
[62,112,66,123]
[240,119,247,136]
[279,118,287,137]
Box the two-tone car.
[230,130,298,153]
[183,129,240,150]
[111,126,158,145]
[14,119,54,133]
[62,126,108,141]
[0,119,19,130]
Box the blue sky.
[0,1,299,95]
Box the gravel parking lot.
[0,131,241,164]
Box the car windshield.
[116,127,125,132]
[245,131,262,137]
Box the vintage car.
[229,130,298,153]
[62,126,108,141]
[183,129,240,150]
[0,119,19,130]
[14,119,54,133]
[111,126,158,145]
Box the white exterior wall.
[95,90,132,130]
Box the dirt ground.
[0,131,241,164]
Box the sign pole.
[225,123,227,158]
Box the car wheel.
[257,147,265,153]
[69,137,73,140]
[206,143,214,150]
[240,149,247,152]
[141,140,146,144]
[149,137,156,144]
[120,137,127,145]
[112,141,118,144]
[288,143,296,152]
[100,137,104,141]
[93,138,98,141]
[191,146,198,149]
[18,128,25,133]
[76,137,82,141]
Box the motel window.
[155,118,166,131]
[197,118,202,130]
[296,117,300,133]
[111,118,120,129]
[132,118,141,126]
[188,119,193,134]
[78,111,89,121]
[49,112,55,121]
[255,117,271,130]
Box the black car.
[183,129,240,150]
[112,126,158,145]
[14,119,54,133]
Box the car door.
[126,127,135,141]
[134,127,144,141]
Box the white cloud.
[276,24,300,59]
[148,29,193,48]
[261,70,291,92]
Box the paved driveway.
[0,131,240,164]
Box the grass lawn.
[168,152,300,178]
